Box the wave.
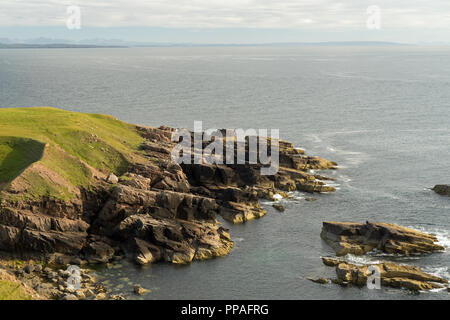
[407,226,450,250]
[342,254,381,265]
[423,266,450,282]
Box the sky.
[1,0,450,44]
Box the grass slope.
[0,107,146,200]
[0,280,32,300]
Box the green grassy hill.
[0,107,146,200]
[0,280,32,300]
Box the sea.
[0,46,449,300]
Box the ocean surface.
[0,46,449,300]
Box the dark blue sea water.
[0,46,449,299]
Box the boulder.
[433,185,450,196]
[272,204,285,212]
[115,215,233,264]
[134,285,149,295]
[83,241,115,264]
[106,173,119,184]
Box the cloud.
[0,0,450,39]
[1,0,450,30]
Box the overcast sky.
[1,0,450,43]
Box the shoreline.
[0,107,338,299]
[1,108,448,299]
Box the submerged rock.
[321,221,444,256]
[321,257,448,291]
[133,285,149,296]
[272,204,285,212]
[306,277,329,284]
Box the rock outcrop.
[0,125,337,265]
[321,221,444,256]
[433,185,450,196]
[321,257,448,291]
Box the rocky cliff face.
[0,125,337,265]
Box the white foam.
[337,175,352,183]
[287,191,305,201]
[343,254,381,265]
[423,266,450,281]
[435,232,450,249]
[273,194,283,201]
[324,181,340,188]
[306,134,322,144]
[428,287,447,293]
[408,226,450,250]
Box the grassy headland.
[0,107,146,200]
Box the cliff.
[0,107,337,266]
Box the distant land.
[0,43,126,49]
[0,40,414,49]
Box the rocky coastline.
[1,109,448,299]
[0,122,338,299]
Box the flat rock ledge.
[433,185,450,196]
[321,221,444,256]
[321,257,448,291]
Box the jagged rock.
[119,173,152,190]
[106,173,119,184]
[83,241,115,264]
[307,277,329,284]
[321,256,342,267]
[272,204,285,212]
[115,215,233,264]
[321,221,444,256]
[24,264,34,274]
[134,285,149,295]
[433,185,450,196]
[321,257,448,291]
[219,202,266,223]
[133,238,158,265]
[94,293,106,300]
